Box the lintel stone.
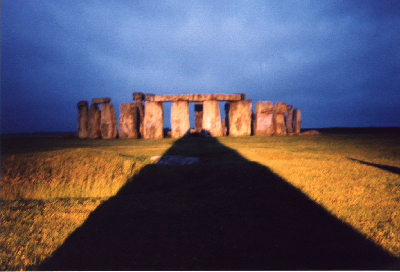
[145,93,245,102]
[92,98,111,104]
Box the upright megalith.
[229,100,252,137]
[133,92,145,137]
[77,101,89,139]
[88,104,101,139]
[224,103,230,135]
[171,101,190,138]
[202,100,223,137]
[100,103,117,139]
[293,109,302,133]
[143,101,164,139]
[119,103,138,139]
[286,105,294,134]
[273,102,288,136]
[254,101,274,136]
[194,103,203,133]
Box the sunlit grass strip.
[1,149,141,200]
[0,199,103,271]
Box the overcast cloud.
[2,0,400,133]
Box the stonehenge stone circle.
[77,101,88,139]
[273,102,288,136]
[78,92,305,139]
[143,101,164,139]
[254,101,274,136]
[171,101,190,138]
[229,100,252,137]
[286,105,294,134]
[293,109,302,133]
[202,100,223,137]
[100,103,117,139]
[88,104,101,139]
[119,103,138,139]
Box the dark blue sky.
[2,0,400,133]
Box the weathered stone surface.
[229,100,252,137]
[100,103,117,139]
[77,101,88,139]
[254,101,274,136]
[145,93,245,102]
[132,93,145,138]
[293,108,302,133]
[202,100,223,137]
[273,102,288,136]
[132,92,144,102]
[286,105,294,134]
[88,104,101,139]
[194,103,203,133]
[119,103,138,139]
[222,119,228,136]
[92,98,111,104]
[171,101,190,138]
[143,101,164,139]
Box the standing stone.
[224,103,230,135]
[229,100,252,137]
[171,101,190,138]
[221,120,228,136]
[254,101,274,136]
[88,104,101,139]
[100,103,117,139]
[273,102,288,136]
[133,93,144,138]
[119,103,138,139]
[143,101,164,139]
[293,109,302,134]
[202,100,223,137]
[286,105,294,134]
[194,103,203,133]
[77,101,89,139]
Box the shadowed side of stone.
[88,104,101,139]
[119,103,138,139]
[100,104,117,139]
[77,101,88,138]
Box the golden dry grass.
[1,133,399,270]
[219,134,400,257]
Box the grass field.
[1,130,399,270]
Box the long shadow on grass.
[348,157,400,175]
[40,137,398,270]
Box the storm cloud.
[2,0,400,133]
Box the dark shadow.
[348,157,400,175]
[40,137,398,270]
